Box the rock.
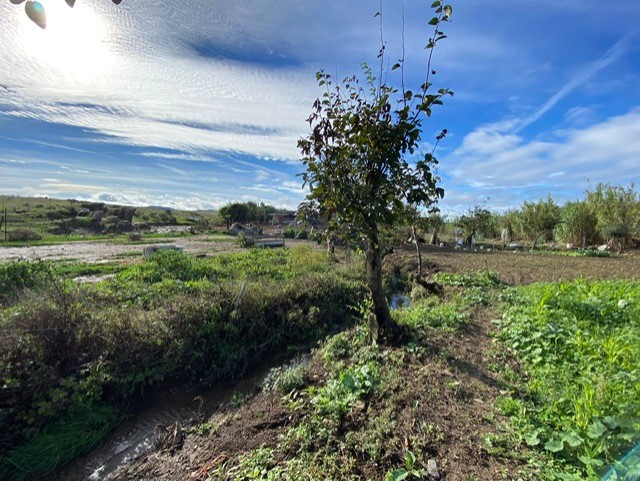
[427,459,440,479]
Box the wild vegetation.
[0,247,365,480]
[439,183,640,251]
[495,280,640,480]
[87,250,639,481]
[0,195,220,243]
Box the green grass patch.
[495,280,640,480]
[0,403,121,481]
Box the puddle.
[390,293,411,309]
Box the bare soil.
[394,243,640,284]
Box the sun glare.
[17,0,114,83]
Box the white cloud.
[0,1,321,162]
[443,109,640,211]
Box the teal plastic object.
[601,442,640,481]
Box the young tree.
[586,182,640,249]
[519,196,560,250]
[298,2,453,337]
[456,205,492,245]
[556,200,597,247]
[218,202,249,229]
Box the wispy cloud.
[514,30,638,132]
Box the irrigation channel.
[45,288,409,481]
[46,355,309,481]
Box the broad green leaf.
[560,431,583,447]
[578,454,604,467]
[431,1,441,7]
[524,430,540,446]
[386,469,409,481]
[545,438,564,453]
[586,420,607,439]
[428,17,439,25]
[405,450,416,469]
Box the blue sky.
[1,0,639,216]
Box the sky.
[1,0,639,216]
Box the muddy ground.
[394,243,640,284]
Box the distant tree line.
[438,183,640,249]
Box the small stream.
[47,356,301,481]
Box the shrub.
[0,249,367,479]
[6,229,41,242]
[0,260,51,301]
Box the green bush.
[295,229,309,240]
[0,260,51,301]
[283,228,296,239]
[0,249,366,479]
[6,229,42,242]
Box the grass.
[3,244,640,480]
[0,404,121,481]
[203,271,521,480]
[0,194,219,245]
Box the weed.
[264,362,308,394]
[385,450,429,480]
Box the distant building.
[269,211,297,226]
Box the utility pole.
[1,201,6,242]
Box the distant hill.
[0,195,219,242]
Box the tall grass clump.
[496,280,640,480]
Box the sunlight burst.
[17,0,114,83]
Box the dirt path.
[0,237,314,264]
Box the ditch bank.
[45,355,309,481]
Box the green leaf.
[386,469,409,481]
[374,11,381,18]
[602,416,619,429]
[524,430,540,446]
[586,420,607,439]
[431,1,441,7]
[405,450,416,469]
[392,63,401,71]
[560,431,583,447]
[578,454,603,468]
[544,438,564,453]
[428,17,439,25]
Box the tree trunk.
[365,243,398,337]
[532,232,543,251]
[429,228,439,245]
[411,225,423,279]
[326,233,335,256]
